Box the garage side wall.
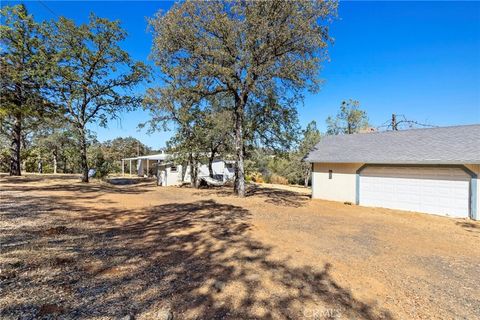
[465,164,480,220]
[311,163,363,203]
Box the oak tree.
[149,0,336,196]
[50,14,149,182]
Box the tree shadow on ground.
[193,184,309,208]
[455,221,480,234]
[0,176,154,199]
[1,190,392,319]
[107,177,154,185]
[246,184,310,208]
[0,173,81,182]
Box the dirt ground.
[1,174,479,320]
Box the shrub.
[251,171,264,183]
[246,171,264,183]
[270,174,289,185]
[89,148,111,179]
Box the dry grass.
[1,174,479,319]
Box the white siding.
[165,165,181,186]
[184,160,234,182]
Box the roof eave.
[305,159,480,165]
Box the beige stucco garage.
[306,125,480,220]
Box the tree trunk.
[156,160,161,186]
[63,157,67,173]
[208,157,214,178]
[53,147,58,174]
[9,113,22,176]
[304,168,310,187]
[208,148,217,178]
[234,96,246,197]
[233,162,239,193]
[188,153,198,188]
[79,129,89,182]
[192,161,199,188]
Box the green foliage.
[0,136,10,172]
[200,95,235,158]
[0,4,58,175]
[143,88,236,184]
[88,144,111,179]
[51,14,150,129]
[0,4,55,118]
[326,100,369,135]
[100,137,150,173]
[49,13,150,182]
[299,121,322,159]
[0,6,148,179]
[245,121,321,186]
[244,92,301,153]
[31,124,80,174]
[296,121,321,186]
[22,149,40,173]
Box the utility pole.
[391,114,397,131]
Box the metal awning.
[122,153,170,161]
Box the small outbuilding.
[305,124,480,220]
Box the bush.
[270,174,289,185]
[251,171,264,183]
[89,147,111,179]
[94,154,111,179]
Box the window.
[170,166,177,173]
[328,170,333,179]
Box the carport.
[121,153,169,177]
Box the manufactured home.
[305,124,480,220]
[121,153,235,186]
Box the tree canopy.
[50,13,150,182]
[326,99,369,135]
[0,4,57,175]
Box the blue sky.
[4,1,480,149]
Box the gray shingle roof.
[305,124,480,164]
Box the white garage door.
[359,166,470,218]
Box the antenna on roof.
[391,114,398,131]
[376,114,438,131]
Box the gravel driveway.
[1,175,479,319]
